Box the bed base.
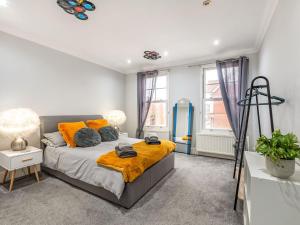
[42,152,174,209]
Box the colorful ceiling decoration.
[57,0,96,20]
[144,51,162,60]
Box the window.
[203,67,231,130]
[145,74,168,128]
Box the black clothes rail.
[233,76,285,210]
[237,89,285,106]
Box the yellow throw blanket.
[96,140,176,183]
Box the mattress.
[43,137,141,199]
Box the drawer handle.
[22,158,33,162]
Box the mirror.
[172,98,194,154]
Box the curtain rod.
[217,57,249,63]
[143,56,249,73]
[152,61,214,73]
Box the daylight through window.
[203,67,231,130]
[145,74,168,127]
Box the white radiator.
[196,133,236,158]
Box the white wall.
[168,67,201,148]
[0,31,125,149]
[125,53,258,150]
[254,0,300,141]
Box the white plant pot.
[265,157,295,179]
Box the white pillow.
[41,138,56,147]
[43,131,66,147]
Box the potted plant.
[256,129,300,179]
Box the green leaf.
[256,129,300,161]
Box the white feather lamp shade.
[103,110,126,127]
[0,108,40,137]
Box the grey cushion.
[99,126,119,142]
[74,128,101,147]
[43,132,66,147]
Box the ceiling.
[0,0,278,74]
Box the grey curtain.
[216,56,249,139]
[136,70,158,138]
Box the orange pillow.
[58,121,87,148]
[86,119,109,130]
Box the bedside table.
[0,146,43,192]
[119,132,129,138]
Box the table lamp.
[103,110,126,133]
[0,108,40,151]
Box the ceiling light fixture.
[57,0,96,21]
[164,51,169,57]
[127,59,132,64]
[144,51,162,60]
[203,0,212,6]
[213,40,220,46]
[0,0,8,7]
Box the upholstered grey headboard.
[40,115,103,136]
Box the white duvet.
[43,137,141,199]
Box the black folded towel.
[145,136,161,145]
[115,143,137,158]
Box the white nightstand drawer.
[10,151,42,170]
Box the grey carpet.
[0,154,243,225]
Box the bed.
[40,115,175,209]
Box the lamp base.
[113,126,120,134]
[11,137,28,151]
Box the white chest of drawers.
[244,152,300,225]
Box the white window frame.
[144,71,169,132]
[200,64,233,135]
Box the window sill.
[198,130,234,137]
[144,127,169,132]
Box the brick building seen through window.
[145,75,168,127]
[204,68,231,130]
